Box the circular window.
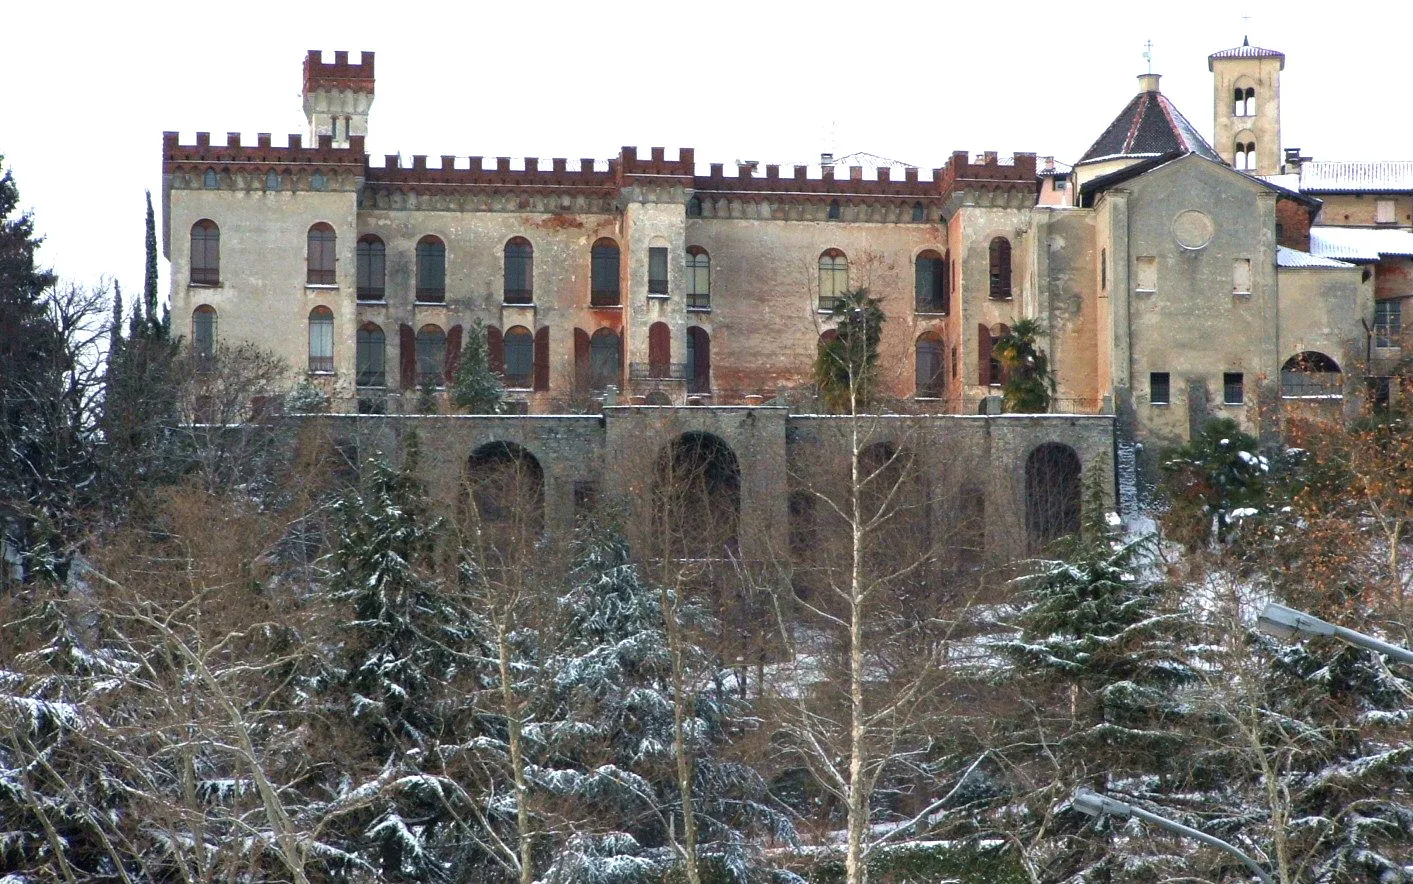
[1172,210,1215,250]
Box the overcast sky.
[4,0,1410,303]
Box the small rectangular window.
[648,247,669,295]
[1150,372,1170,405]
[1375,299,1403,348]
[1223,372,1244,406]
[1233,258,1252,294]
[1376,199,1396,225]
[1135,256,1157,292]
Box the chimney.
[1138,72,1161,93]
[821,152,834,165]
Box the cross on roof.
[1143,39,1153,73]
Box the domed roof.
[1077,87,1222,166]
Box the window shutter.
[696,328,710,390]
[978,324,991,386]
[399,323,416,390]
[937,257,950,314]
[486,325,504,375]
[649,322,670,371]
[574,328,590,392]
[533,326,549,391]
[444,324,463,382]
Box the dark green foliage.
[796,840,1027,884]
[1160,417,1271,546]
[813,288,884,414]
[450,319,503,414]
[993,318,1054,413]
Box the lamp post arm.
[1331,624,1413,665]
[1126,805,1273,884]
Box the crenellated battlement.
[303,50,374,95]
[163,131,366,177]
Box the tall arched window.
[687,327,711,395]
[503,326,534,388]
[504,237,533,304]
[911,201,926,223]
[265,170,280,190]
[989,237,1012,298]
[589,328,621,390]
[190,220,220,285]
[827,199,841,220]
[308,306,334,373]
[1025,443,1082,549]
[415,325,446,387]
[648,322,671,378]
[192,305,217,360]
[687,247,710,310]
[357,235,385,300]
[416,236,446,302]
[307,223,337,285]
[203,169,218,189]
[915,249,947,313]
[1244,88,1256,116]
[1234,85,1256,117]
[590,238,620,306]
[687,196,703,217]
[915,333,944,398]
[818,249,848,310]
[356,322,385,387]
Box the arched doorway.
[653,433,741,560]
[465,442,545,543]
[1025,443,1082,549]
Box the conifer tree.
[1161,417,1271,546]
[450,319,503,414]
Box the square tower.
[303,50,375,148]
[1209,38,1284,176]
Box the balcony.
[629,362,688,381]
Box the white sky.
[4,0,1410,304]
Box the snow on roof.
[1300,161,1413,193]
[1276,246,1354,269]
[1309,226,1413,261]
[819,151,918,171]
[1207,40,1285,68]
[1077,90,1222,166]
[1259,172,1301,192]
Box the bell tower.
[302,50,375,148]
[1209,37,1284,175]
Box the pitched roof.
[1077,90,1222,165]
[1309,226,1413,261]
[1208,39,1285,69]
[1299,161,1413,193]
[1079,151,1319,209]
[1276,246,1355,269]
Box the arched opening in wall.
[190,220,220,285]
[644,391,671,406]
[857,441,930,584]
[653,432,741,560]
[356,322,385,387]
[911,201,926,223]
[915,249,947,313]
[686,196,703,217]
[416,235,446,302]
[648,321,672,378]
[827,199,841,220]
[503,326,534,389]
[192,305,217,361]
[1232,84,1256,117]
[308,306,334,373]
[988,237,1012,298]
[307,223,337,285]
[818,249,848,310]
[1280,351,1342,398]
[590,238,621,306]
[915,332,945,398]
[589,328,622,390]
[686,326,711,395]
[465,442,545,545]
[504,237,533,304]
[1025,443,1082,550]
[686,246,711,310]
[415,325,446,388]
[357,235,385,300]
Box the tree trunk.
[498,620,535,884]
[662,584,701,884]
[844,392,870,884]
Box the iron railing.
[629,362,688,381]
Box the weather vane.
[1142,39,1153,74]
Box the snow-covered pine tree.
[987,480,1201,880]
[1161,417,1271,547]
[324,447,487,881]
[450,319,504,414]
[530,521,792,883]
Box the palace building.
[162,40,1410,483]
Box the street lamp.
[1257,603,1413,665]
[1072,789,1272,883]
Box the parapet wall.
[303,50,375,95]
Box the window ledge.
[647,293,671,301]
[1135,288,1156,295]
[356,385,387,390]
[914,396,943,402]
[188,282,222,289]
[502,301,535,308]
[590,303,624,310]
[1150,402,1170,407]
[1222,401,1245,407]
[305,284,340,291]
[687,306,712,313]
[308,370,335,376]
[915,310,949,317]
[1281,394,1344,401]
[988,295,1013,301]
[1233,290,1252,297]
[504,386,534,393]
[357,299,387,306]
[414,300,448,307]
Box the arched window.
[818,249,848,310]
[915,249,947,313]
[589,328,621,390]
[591,238,620,306]
[911,201,926,223]
[416,236,446,302]
[989,237,1012,298]
[648,322,671,378]
[1245,141,1257,169]
[307,223,337,285]
[357,235,385,300]
[1239,86,1256,116]
[311,172,327,192]
[687,326,710,395]
[190,220,220,285]
[415,324,446,387]
[687,247,710,310]
[308,306,334,373]
[203,169,218,189]
[1025,443,1082,549]
[1280,351,1342,398]
[1233,87,1245,117]
[356,322,385,387]
[265,170,280,190]
[504,237,533,304]
[192,305,217,359]
[915,332,944,398]
[504,326,534,388]
[827,199,841,220]
[687,196,703,217]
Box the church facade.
[162,41,1405,463]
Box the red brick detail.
[445,324,463,382]
[303,50,375,96]
[162,131,365,178]
[1275,196,1313,251]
